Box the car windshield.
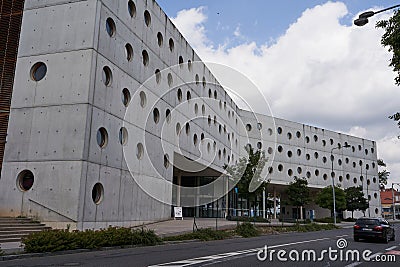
[356,219,379,225]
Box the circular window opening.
[185,123,190,135]
[346,174,350,180]
[375,208,379,215]
[202,77,206,88]
[176,123,181,136]
[169,38,174,52]
[167,73,173,87]
[166,109,171,123]
[153,108,160,124]
[330,139,334,145]
[202,105,206,115]
[323,174,328,181]
[315,170,320,176]
[139,91,147,108]
[186,91,191,101]
[92,183,104,205]
[157,32,163,47]
[144,10,151,26]
[208,89,212,98]
[323,157,327,163]
[268,128,273,136]
[338,159,342,166]
[106,17,116,37]
[195,74,199,85]
[193,134,198,146]
[365,149,368,155]
[208,116,211,125]
[358,145,362,151]
[353,178,357,184]
[297,149,301,156]
[373,177,377,183]
[306,154,311,160]
[246,124,252,131]
[306,171,311,178]
[30,62,47,81]
[257,142,262,149]
[201,133,205,141]
[194,103,198,115]
[322,140,326,147]
[296,131,301,138]
[268,147,273,154]
[287,151,293,158]
[17,170,34,191]
[119,127,128,146]
[305,136,310,143]
[371,147,375,154]
[314,135,318,142]
[345,158,349,164]
[339,176,343,182]
[188,60,192,71]
[179,56,184,65]
[97,127,108,148]
[102,66,112,86]
[278,164,283,172]
[297,167,302,174]
[142,50,149,66]
[288,169,293,176]
[122,88,131,107]
[277,127,282,134]
[128,0,136,17]
[257,123,263,130]
[177,89,183,102]
[278,145,283,153]
[269,167,273,174]
[214,90,217,99]
[136,143,144,159]
[207,143,211,153]
[287,132,292,140]
[155,69,161,84]
[314,152,319,159]
[125,43,133,62]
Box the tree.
[285,177,311,220]
[376,10,400,86]
[224,146,268,217]
[377,159,390,189]
[376,13,400,136]
[316,186,346,217]
[344,186,369,219]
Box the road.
[1,224,399,267]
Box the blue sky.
[157,0,397,48]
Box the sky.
[156,1,400,187]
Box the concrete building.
[0,0,380,229]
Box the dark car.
[353,217,395,243]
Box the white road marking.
[385,246,397,251]
[336,235,349,238]
[148,237,331,267]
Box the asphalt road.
[1,224,400,267]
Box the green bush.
[236,222,260,238]
[22,227,161,253]
[314,217,341,224]
[163,228,231,242]
[292,223,338,232]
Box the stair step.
[0,233,32,238]
[0,237,23,243]
[0,229,44,235]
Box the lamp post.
[354,4,400,26]
[331,144,351,224]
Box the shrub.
[314,217,341,224]
[236,222,260,238]
[22,227,161,253]
[342,218,357,222]
[163,228,231,242]
[227,216,270,223]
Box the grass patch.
[236,222,260,237]
[163,228,232,242]
[257,223,339,234]
[22,227,161,253]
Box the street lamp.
[331,143,351,224]
[354,4,400,26]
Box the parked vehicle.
[353,217,395,243]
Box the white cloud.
[172,2,400,184]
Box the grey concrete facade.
[0,0,380,229]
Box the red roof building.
[381,188,400,219]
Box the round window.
[17,170,34,191]
[106,17,116,37]
[30,62,47,81]
[92,183,104,205]
[97,127,108,148]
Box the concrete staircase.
[0,217,51,243]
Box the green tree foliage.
[376,10,400,86]
[285,177,311,219]
[377,159,390,188]
[344,186,369,218]
[224,146,268,217]
[316,186,346,216]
